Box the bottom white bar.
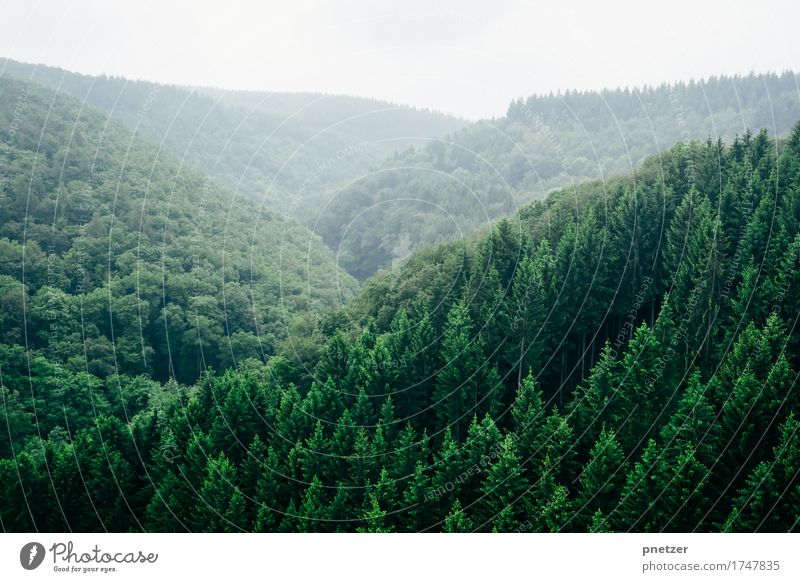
[1,534,795,581]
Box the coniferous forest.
[1,63,799,534]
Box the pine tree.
[530,455,571,532]
[612,439,661,532]
[252,446,287,531]
[225,489,247,533]
[433,300,484,441]
[403,461,433,531]
[357,469,398,532]
[144,470,186,532]
[407,310,439,426]
[314,331,350,386]
[383,308,425,421]
[391,422,423,480]
[278,498,301,533]
[463,415,503,504]
[613,440,709,532]
[615,322,670,454]
[659,372,721,467]
[241,434,267,499]
[330,409,357,473]
[194,453,245,532]
[568,342,622,453]
[502,241,553,388]
[351,387,376,428]
[478,218,524,288]
[476,434,528,531]
[370,336,401,394]
[239,434,268,523]
[723,414,800,532]
[655,444,710,532]
[274,384,308,456]
[718,365,782,489]
[511,372,547,477]
[327,484,353,532]
[163,431,214,530]
[343,326,377,396]
[253,502,280,532]
[378,396,398,442]
[574,428,626,529]
[303,377,343,425]
[297,476,329,532]
[443,498,474,532]
[609,182,663,327]
[210,372,267,464]
[765,234,800,356]
[348,429,374,492]
[300,420,330,481]
[540,408,579,485]
[432,427,465,513]
[82,443,137,531]
[357,493,392,532]
[662,190,721,369]
[589,509,611,532]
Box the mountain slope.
[0,58,467,214]
[314,72,800,278]
[3,119,799,532]
[0,74,357,384]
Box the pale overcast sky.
[1,0,798,119]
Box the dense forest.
[2,64,798,531]
[0,75,357,388]
[7,60,798,284]
[1,58,466,214]
[317,72,800,278]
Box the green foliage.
[2,70,800,533]
[1,58,465,217]
[317,73,800,278]
[0,75,357,388]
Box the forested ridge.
[2,65,799,531]
[0,75,357,390]
[316,72,800,279]
[6,60,798,285]
[0,58,466,215]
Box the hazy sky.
[2,0,799,119]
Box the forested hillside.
[0,58,466,214]
[316,72,800,278]
[3,108,798,532]
[0,75,357,391]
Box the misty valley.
[0,59,799,534]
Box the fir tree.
[443,499,474,532]
[433,300,485,441]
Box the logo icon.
[20,542,46,570]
